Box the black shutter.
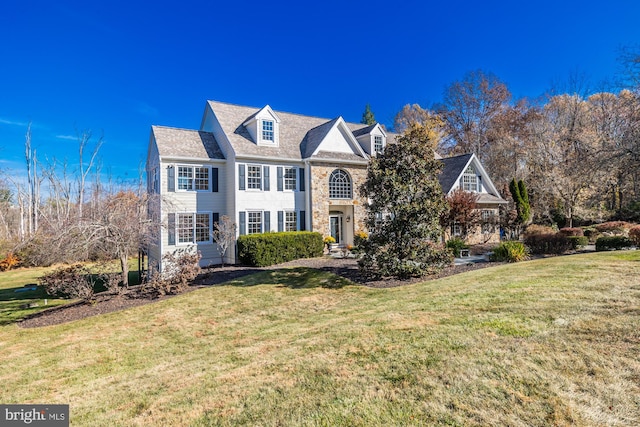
[213,212,220,228]
[277,166,283,191]
[300,211,306,231]
[212,168,219,192]
[239,164,246,190]
[278,211,284,232]
[264,211,270,232]
[168,213,176,245]
[299,167,305,192]
[167,166,175,192]
[263,166,270,191]
[239,212,246,235]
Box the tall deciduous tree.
[436,69,511,160]
[361,104,376,125]
[359,121,452,278]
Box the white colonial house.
[146,100,506,271]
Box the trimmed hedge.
[567,235,588,249]
[524,233,572,255]
[558,227,584,237]
[237,231,324,267]
[595,235,633,251]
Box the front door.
[329,214,343,245]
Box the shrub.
[354,231,368,248]
[359,241,453,279]
[594,221,632,234]
[143,250,201,296]
[524,233,572,255]
[558,227,584,237]
[39,264,97,301]
[0,252,20,271]
[583,227,601,244]
[446,237,468,256]
[238,232,324,267]
[629,226,640,246]
[567,236,589,249]
[523,224,555,238]
[490,241,529,262]
[595,236,633,251]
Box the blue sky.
[1,0,639,182]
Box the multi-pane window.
[195,214,210,242]
[248,211,262,234]
[177,166,194,190]
[177,166,209,191]
[150,167,159,193]
[451,222,462,236]
[177,214,194,243]
[285,211,297,231]
[284,167,296,190]
[329,169,352,199]
[482,209,496,234]
[177,213,211,244]
[374,135,383,154]
[262,120,274,141]
[247,165,262,189]
[462,165,477,191]
[194,167,209,190]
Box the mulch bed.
[18,257,496,328]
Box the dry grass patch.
[0,253,638,426]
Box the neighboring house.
[439,153,508,244]
[146,101,505,271]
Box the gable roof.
[438,153,473,193]
[206,100,373,162]
[152,126,225,160]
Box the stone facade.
[443,206,501,245]
[309,162,368,245]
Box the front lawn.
[0,252,638,426]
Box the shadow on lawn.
[218,267,350,289]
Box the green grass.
[0,259,144,325]
[0,252,639,426]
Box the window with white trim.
[177,166,210,191]
[451,222,462,236]
[177,213,212,244]
[248,211,262,234]
[284,167,296,190]
[374,135,384,154]
[329,169,352,199]
[247,165,262,190]
[482,209,496,234]
[262,120,274,142]
[462,165,477,191]
[285,211,297,231]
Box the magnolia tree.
[359,121,452,278]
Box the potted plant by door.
[323,236,336,253]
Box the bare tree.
[212,215,236,267]
[436,70,512,161]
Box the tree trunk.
[120,253,129,287]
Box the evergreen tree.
[359,121,452,278]
[509,178,531,225]
[361,104,376,125]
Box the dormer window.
[374,135,384,155]
[262,120,274,142]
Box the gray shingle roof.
[152,126,225,160]
[438,153,473,193]
[207,101,380,161]
[300,117,340,158]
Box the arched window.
[329,169,352,199]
